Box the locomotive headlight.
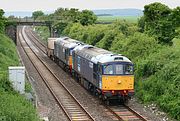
[118,80,121,84]
[99,80,102,89]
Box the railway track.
[23,26,148,121]
[25,28,47,54]
[18,26,94,121]
[105,105,148,121]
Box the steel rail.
[106,105,124,121]
[106,104,148,121]
[28,28,46,48]
[124,104,147,121]
[24,28,46,54]
[18,27,72,121]
[18,26,94,121]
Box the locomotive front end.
[100,62,134,100]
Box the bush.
[0,92,39,121]
[62,23,108,45]
[135,39,180,119]
[111,32,160,61]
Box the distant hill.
[93,9,143,17]
[4,11,53,17]
[4,9,143,17]
[97,14,113,16]
[5,11,32,17]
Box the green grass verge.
[0,34,39,121]
[34,26,50,44]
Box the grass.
[0,34,39,121]
[97,16,140,23]
[0,34,19,71]
[34,26,50,44]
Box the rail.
[18,26,94,121]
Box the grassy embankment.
[35,21,180,120]
[34,27,50,45]
[0,34,39,121]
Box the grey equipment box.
[9,66,25,94]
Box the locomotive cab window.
[124,64,133,75]
[103,64,113,74]
[102,63,133,75]
[115,64,123,74]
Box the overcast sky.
[1,0,180,11]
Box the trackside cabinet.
[8,66,25,94]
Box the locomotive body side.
[72,49,95,89]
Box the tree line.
[32,8,97,35]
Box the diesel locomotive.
[47,37,134,103]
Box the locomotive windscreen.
[102,63,133,75]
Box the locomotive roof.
[74,45,132,64]
[56,37,83,48]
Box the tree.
[54,8,67,20]
[32,10,44,20]
[67,8,80,22]
[79,10,97,26]
[138,16,145,32]
[0,9,5,33]
[143,2,175,44]
[170,7,180,28]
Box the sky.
[0,0,180,12]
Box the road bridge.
[5,20,54,44]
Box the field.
[97,16,140,23]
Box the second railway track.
[106,104,148,121]
[25,28,47,54]
[18,26,94,121]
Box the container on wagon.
[47,38,58,58]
